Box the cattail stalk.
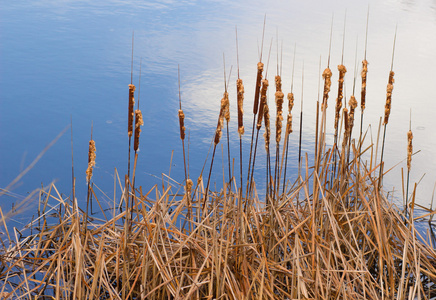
[246,62,264,197]
[204,92,228,210]
[248,78,269,196]
[281,93,294,194]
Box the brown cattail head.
[178,109,185,140]
[361,60,368,111]
[335,64,347,130]
[86,139,96,184]
[275,75,282,92]
[256,79,269,130]
[224,91,230,123]
[134,109,144,152]
[263,101,271,151]
[407,130,413,171]
[342,108,349,149]
[128,84,136,137]
[286,114,293,135]
[253,62,264,114]
[384,71,395,125]
[348,95,358,132]
[322,68,332,111]
[186,178,193,194]
[275,90,284,144]
[214,94,227,145]
[287,92,294,113]
[237,78,245,136]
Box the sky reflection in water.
[1,0,436,225]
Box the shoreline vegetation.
[1,23,436,299]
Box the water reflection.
[1,0,436,226]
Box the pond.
[1,0,436,226]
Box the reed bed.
[1,30,436,300]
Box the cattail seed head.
[285,92,294,136]
[275,75,284,144]
[178,109,186,140]
[134,109,144,152]
[253,62,264,114]
[286,114,293,135]
[128,84,136,138]
[361,60,368,111]
[275,91,284,144]
[86,139,96,184]
[335,65,347,130]
[224,91,230,123]
[237,78,245,136]
[342,108,349,150]
[322,68,332,111]
[263,101,271,151]
[186,178,193,194]
[256,79,269,130]
[384,71,395,125]
[407,130,413,171]
[287,92,294,113]
[214,94,227,145]
[348,95,358,132]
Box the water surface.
[1,0,436,225]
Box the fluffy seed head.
[86,139,96,184]
[134,109,144,152]
[128,84,136,137]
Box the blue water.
[1,0,436,227]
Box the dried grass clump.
[2,147,435,299]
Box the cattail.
[275,75,284,144]
[407,130,413,171]
[263,101,271,151]
[361,60,368,111]
[342,108,349,145]
[186,178,193,194]
[384,71,395,125]
[224,91,230,123]
[214,93,228,145]
[253,62,264,114]
[86,139,96,184]
[128,84,136,137]
[348,95,358,132]
[256,79,269,130]
[285,92,294,135]
[335,65,347,129]
[237,78,244,136]
[321,68,332,111]
[133,109,144,152]
[178,109,186,140]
